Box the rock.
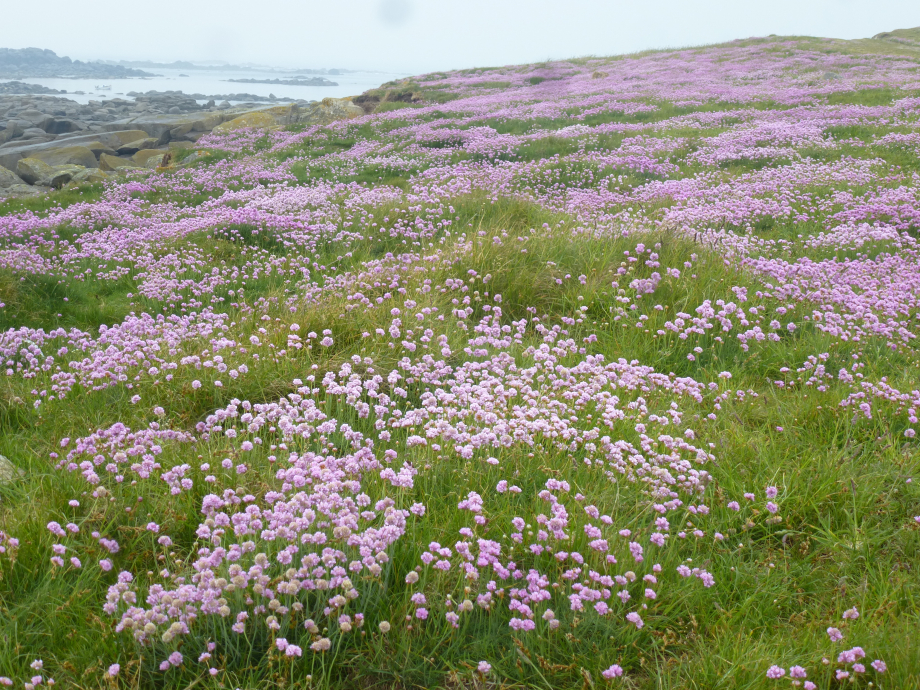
[133,148,169,167]
[169,123,194,140]
[46,118,85,134]
[212,111,277,133]
[181,151,206,165]
[70,168,108,184]
[16,157,80,188]
[31,145,98,169]
[16,156,55,184]
[116,137,159,155]
[0,122,24,143]
[104,114,222,143]
[98,153,134,172]
[17,109,54,130]
[0,164,22,187]
[20,127,51,139]
[168,106,181,114]
[0,454,22,483]
[1,183,47,198]
[86,141,117,159]
[109,130,151,145]
[0,133,125,170]
[301,98,364,126]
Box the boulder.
[86,141,117,159]
[0,164,22,188]
[31,145,98,169]
[46,118,86,135]
[103,113,223,143]
[303,98,364,126]
[20,127,51,140]
[98,153,134,172]
[16,157,84,188]
[0,133,125,170]
[0,122,24,143]
[71,168,108,184]
[169,123,194,140]
[133,148,169,167]
[17,109,54,131]
[117,137,159,155]
[212,111,277,133]
[1,183,48,198]
[16,157,55,184]
[110,129,154,146]
[0,454,22,483]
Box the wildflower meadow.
[1,31,920,689]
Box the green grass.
[2,33,920,690]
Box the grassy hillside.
[1,28,920,689]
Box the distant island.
[0,48,154,79]
[225,77,339,87]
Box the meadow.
[1,31,920,689]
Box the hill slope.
[1,28,919,689]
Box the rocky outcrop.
[1,90,367,196]
[0,81,67,95]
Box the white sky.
[2,0,919,74]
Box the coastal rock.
[0,122,24,143]
[70,168,108,184]
[212,111,277,132]
[16,157,79,188]
[110,130,153,146]
[0,454,21,483]
[46,118,86,134]
[98,153,134,172]
[117,137,159,155]
[303,98,364,125]
[16,157,55,184]
[0,164,22,187]
[86,141,117,159]
[0,183,47,198]
[20,127,52,140]
[31,145,98,169]
[133,148,169,167]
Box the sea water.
[16,67,409,104]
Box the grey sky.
[3,0,919,74]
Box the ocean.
[16,67,409,104]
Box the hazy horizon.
[2,0,919,75]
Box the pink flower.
[602,664,623,679]
[827,627,843,642]
[477,661,491,674]
[766,665,785,679]
[871,660,886,673]
[842,607,859,620]
[625,612,643,629]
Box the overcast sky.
[2,0,919,73]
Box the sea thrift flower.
[766,665,785,679]
[602,664,624,679]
